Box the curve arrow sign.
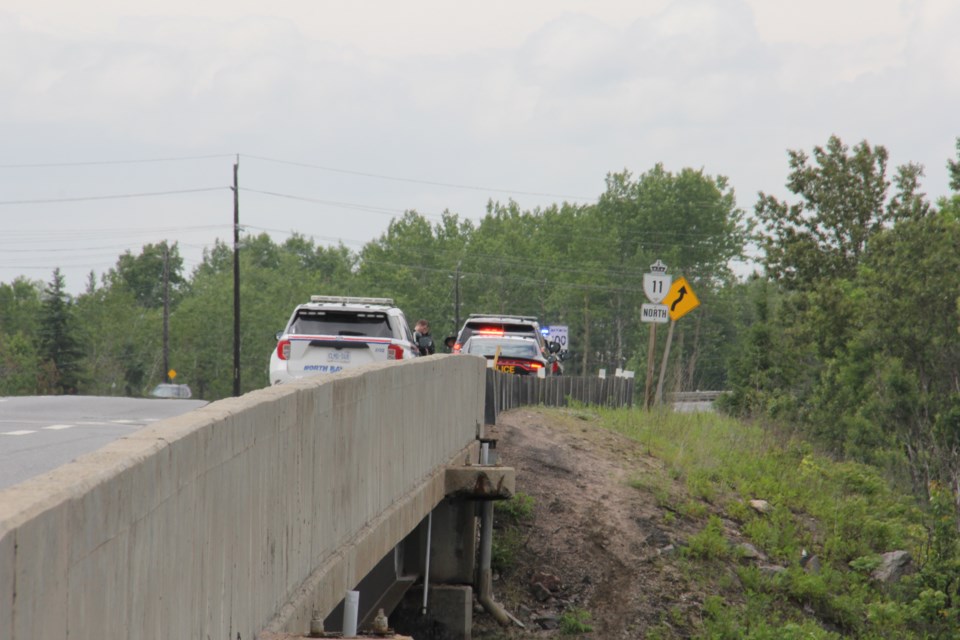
[664,277,700,321]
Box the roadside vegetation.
[600,407,959,638]
[492,407,960,638]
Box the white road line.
[2,430,36,436]
[42,424,75,431]
[110,419,142,425]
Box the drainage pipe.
[421,511,432,615]
[476,442,511,626]
[343,590,359,637]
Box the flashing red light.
[277,339,291,361]
[476,328,505,336]
[387,344,404,360]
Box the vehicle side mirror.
[275,330,283,341]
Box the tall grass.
[544,406,957,638]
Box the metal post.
[421,511,432,615]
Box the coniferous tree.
[38,268,83,394]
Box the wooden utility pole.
[162,243,170,383]
[232,156,241,397]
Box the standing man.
[414,319,435,356]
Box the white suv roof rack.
[309,295,395,306]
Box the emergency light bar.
[310,295,394,306]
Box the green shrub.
[496,491,535,521]
[559,608,593,634]
[490,526,524,574]
[678,499,709,520]
[491,493,535,573]
[683,516,730,560]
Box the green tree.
[0,277,43,339]
[0,332,44,395]
[108,241,185,309]
[743,136,934,417]
[37,268,84,394]
[357,210,473,338]
[168,233,358,398]
[592,166,747,382]
[755,135,924,290]
[815,210,960,484]
[74,283,159,396]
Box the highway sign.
[545,325,569,350]
[643,260,672,303]
[641,303,670,323]
[663,277,700,320]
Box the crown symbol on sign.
[649,260,668,274]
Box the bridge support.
[390,454,514,639]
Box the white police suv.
[269,296,420,385]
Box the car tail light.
[529,362,543,370]
[453,343,462,353]
[387,344,403,360]
[276,339,291,361]
[477,328,505,336]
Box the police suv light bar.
[310,295,395,306]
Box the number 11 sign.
[643,260,672,303]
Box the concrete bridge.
[1,355,512,639]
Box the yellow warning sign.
[168,369,177,380]
[663,277,700,321]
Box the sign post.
[655,277,701,406]
[641,261,672,409]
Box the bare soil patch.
[474,407,718,639]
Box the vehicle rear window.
[467,339,539,358]
[459,322,541,344]
[290,310,392,338]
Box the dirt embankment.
[475,407,719,639]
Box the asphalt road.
[0,395,208,490]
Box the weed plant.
[558,608,593,634]
[491,492,535,574]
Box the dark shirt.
[415,331,435,356]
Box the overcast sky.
[1,0,957,294]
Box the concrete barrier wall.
[0,355,485,640]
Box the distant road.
[0,395,207,490]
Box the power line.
[0,187,227,205]
[240,187,406,216]
[242,153,596,202]
[0,225,229,244]
[0,154,235,169]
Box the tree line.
[3,135,960,508]
[0,161,750,399]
